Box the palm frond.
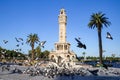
[88,12,111,29]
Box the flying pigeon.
[19,48,22,51]
[16,44,19,47]
[19,38,23,41]
[3,40,8,44]
[15,49,18,51]
[15,37,20,42]
[75,38,86,49]
[15,48,21,52]
[39,41,46,48]
[106,32,113,40]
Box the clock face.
[59,15,66,23]
[60,18,63,21]
[59,17,66,22]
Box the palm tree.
[88,12,111,64]
[26,33,40,61]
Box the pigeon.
[19,48,22,51]
[3,40,8,44]
[15,48,21,52]
[106,32,113,40]
[88,69,98,76]
[39,41,46,48]
[19,38,23,41]
[15,37,20,42]
[16,44,19,47]
[75,38,86,49]
[15,49,18,51]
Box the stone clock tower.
[49,9,76,64]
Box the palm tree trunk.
[98,28,103,64]
[31,45,34,61]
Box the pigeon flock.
[1,31,113,52]
[0,61,120,80]
[3,40,8,44]
[2,36,46,53]
[0,30,118,80]
[75,31,113,50]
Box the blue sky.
[0,0,120,57]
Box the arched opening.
[67,55,70,61]
[72,56,74,58]
[51,55,55,62]
[67,55,70,58]
[58,56,62,65]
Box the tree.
[41,50,50,60]
[35,46,41,59]
[82,52,86,61]
[111,54,115,58]
[88,12,111,64]
[26,33,40,61]
[111,53,115,61]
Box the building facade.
[49,9,76,63]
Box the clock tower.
[49,9,76,64]
[55,8,70,53]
